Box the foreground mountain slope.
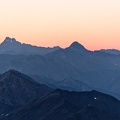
[0,37,60,55]
[1,89,120,120]
[0,70,52,106]
[68,106,120,120]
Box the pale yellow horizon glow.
[0,0,120,50]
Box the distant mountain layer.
[96,49,120,55]
[1,89,120,120]
[0,37,60,55]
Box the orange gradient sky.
[0,0,120,50]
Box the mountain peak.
[5,69,20,75]
[69,41,87,51]
[1,37,21,45]
[4,37,17,43]
[0,37,60,55]
[1,69,26,81]
[0,69,52,106]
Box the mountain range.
[0,37,120,119]
[96,49,120,55]
[0,37,60,55]
[0,38,120,99]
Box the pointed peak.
[68,41,87,51]
[70,41,83,47]
[3,69,21,76]
[1,69,34,82]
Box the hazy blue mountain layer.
[0,37,60,55]
[0,40,120,99]
[97,49,120,55]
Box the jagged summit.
[69,41,87,51]
[0,37,60,55]
[4,37,16,42]
[1,37,21,45]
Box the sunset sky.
[0,0,120,50]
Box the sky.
[0,0,120,50]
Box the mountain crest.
[0,69,52,106]
[3,69,21,77]
[1,69,31,82]
[0,37,60,55]
[1,37,21,45]
[69,41,87,51]
[4,37,16,42]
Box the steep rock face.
[0,70,52,106]
[0,37,60,55]
[1,89,120,120]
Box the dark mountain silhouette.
[0,70,52,106]
[0,70,52,118]
[0,37,60,55]
[1,89,120,120]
